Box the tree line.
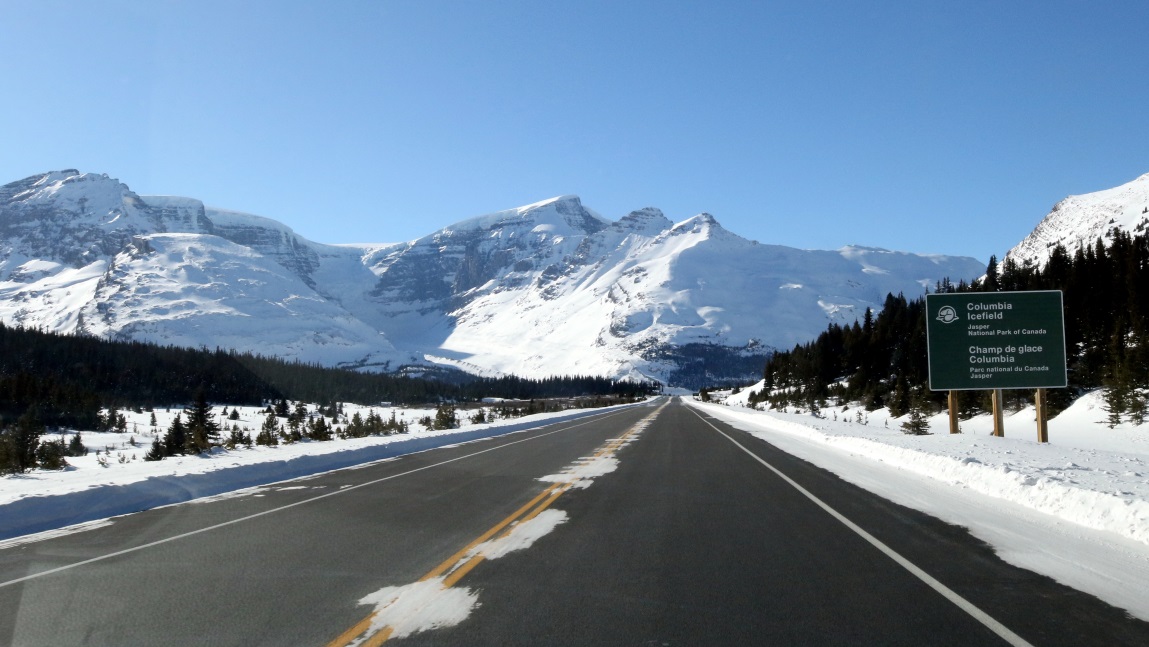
[755,229,1149,427]
[0,323,658,472]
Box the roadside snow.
[688,387,1149,620]
[0,403,638,540]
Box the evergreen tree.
[144,437,166,461]
[35,437,68,470]
[256,412,280,446]
[184,389,221,453]
[308,416,333,441]
[983,255,1001,292]
[433,403,458,430]
[163,414,187,455]
[67,432,87,457]
[0,411,44,473]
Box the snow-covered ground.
[690,384,1149,621]
[0,402,639,541]
[5,390,1148,621]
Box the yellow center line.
[360,626,394,647]
[328,404,665,646]
[324,483,564,647]
[442,481,574,589]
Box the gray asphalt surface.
[1,397,1146,646]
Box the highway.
[1,397,1146,645]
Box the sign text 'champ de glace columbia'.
[925,290,1067,391]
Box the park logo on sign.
[936,305,959,324]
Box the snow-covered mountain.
[0,170,986,386]
[1005,172,1149,267]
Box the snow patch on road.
[479,508,569,560]
[537,415,653,489]
[538,455,620,489]
[355,577,479,642]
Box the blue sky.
[2,1,1147,263]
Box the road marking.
[0,408,635,591]
[687,407,1035,647]
[329,402,668,646]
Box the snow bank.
[693,390,1149,545]
[687,391,1149,620]
[0,404,639,541]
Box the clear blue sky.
[2,1,1147,263]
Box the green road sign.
[925,291,1067,391]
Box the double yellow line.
[327,411,656,646]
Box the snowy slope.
[0,170,985,384]
[429,209,984,381]
[0,171,414,368]
[1005,172,1149,267]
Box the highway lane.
[1,397,1147,645]
[0,402,657,646]
[383,399,1149,646]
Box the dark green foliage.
[67,432,86,457]
[35,438,68,470]
[163,414,187,456]
[184,389,220,454]
[256,412,281,446]
[900,390,932,435]
[307,416,333,441]
[758,231,1149,423]
[0,411,45,474]
[225,427,254,449]
[432,404,458,430]
[144,438,166,461]
[342,410,409,437]
[0,319,656,432]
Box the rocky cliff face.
[0,170,988,385]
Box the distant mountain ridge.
[0,170,986,387]
[1005,172,1149,268]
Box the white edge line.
[0,408,635,590]
[687,407,1035,647]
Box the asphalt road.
[1,397,1146,646]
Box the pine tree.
[256,412,280,446]
[67,432,86,457]
[144,437,166,461]
[15,412,44,471]
[163,414,187,455]
[433,403,458,430]
[184,389,220,453]
[983,255,1001,292]
[900,391,931,435]
[308,416,332,441]
[35,438,68,470]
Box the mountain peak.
[1,169,126,205]
[614,208,672,236]
[516,194,583,213]
[1005,171,1149,267]
[0,168,989,386]
[670,212,726,236]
